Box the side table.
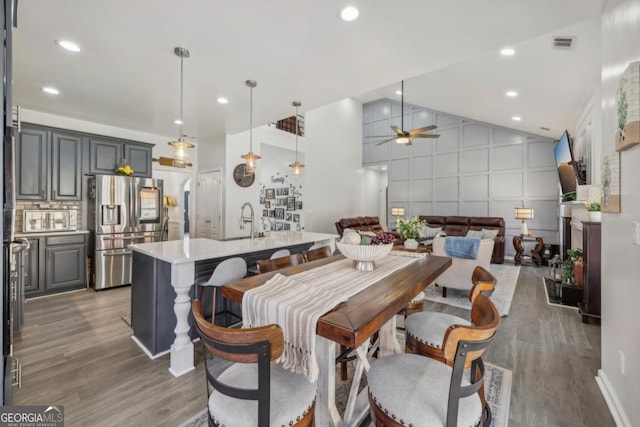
[513,235,544,266]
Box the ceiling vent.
[552,36,575,50]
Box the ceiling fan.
[369,80,440,146]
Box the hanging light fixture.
[167,46,194,168]
[241,80,260,174]
[289,101,304,176]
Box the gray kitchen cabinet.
[88,136,153,178]
[16,127,48,200]
[125,143,153,177]
[23,237,42,294]
[16,124,83,201]
[25,234,87,297]
[51,131,83,200]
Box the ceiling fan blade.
[366,135,397,138]
[408,125,437,136]
[412,134,441,138]
[375,137,396,146]
[390,126,404,136]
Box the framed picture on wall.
[282,188,289,196]
[296,201,303,210]
[284,223,290,231]
[293,214,300,223]
[616,61,640,152]
[274,208,285,219]
[286,212,292,221]
[276,188,282,196]
[269,210,275,218]
[265,188,275,199]
[259,196,265,204]
[276,222,284,231]
[265,201,271,209]
[602,150,621,212]
[262,209,269,217]
[287,197,295,210]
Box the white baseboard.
[596,369,632,427]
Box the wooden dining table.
[222,252,451,426]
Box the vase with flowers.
[396,216,428,250]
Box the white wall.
[597,1,640,425]
[224,126,303,238]
[304,98,367,234]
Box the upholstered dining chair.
[270,248,290,259]
[194,257,247,326]
[192,300,316,427]
[405,266,497,364]
[256,253,305,274]
[368,293,500,427]
[302,245,332,262]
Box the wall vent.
[552,36,575,50]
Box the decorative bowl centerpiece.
[336,231,395,271]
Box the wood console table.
[513,235,544,266]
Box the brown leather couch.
[418,216,505,264]
[335,216,404,246]
[335,216,386,236]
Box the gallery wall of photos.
[259,171,304,232]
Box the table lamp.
[391,207,405,218]
[514,207,534,236]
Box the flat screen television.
[553,130,584,200]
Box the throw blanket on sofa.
[445,236,481,259]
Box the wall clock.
[233,163,255,187]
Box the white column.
[169,261,195,377]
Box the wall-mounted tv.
[553,130,585,199]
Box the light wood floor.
[13,263,614,427]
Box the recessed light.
[216,97,229,104]
[174,119,183,125]
[55,40,81,53]
[395,90,402,95]
[512,116,522,121]
[339,6,359,22]
[42,86,60,95]
[506,91,518,97]
[500,48,515,56]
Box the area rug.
[423,263,520,316]
[542,277,579,310]
[178,355,512,427]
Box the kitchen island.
[128,231,337,377]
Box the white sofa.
[432,237,495,296]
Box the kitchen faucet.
[240,202,255,239]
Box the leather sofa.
[418,216,505,264]
[335,216,402,244]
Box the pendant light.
[289,101,304,176]
[241,80,260,174]
[168,46,194,168]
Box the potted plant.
[396,217,427,250]
[562,248,584,286]
[586,202,601,222]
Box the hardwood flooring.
[13,263,614,427]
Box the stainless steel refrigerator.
[87,174,164,290]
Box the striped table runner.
[242,254,422,381]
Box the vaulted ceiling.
[13,1,604,143]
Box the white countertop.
[129,231,338,264]
[15,230,90,237]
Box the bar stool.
[194,257,247,326]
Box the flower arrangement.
[586,202,601,212]
[396,216,428,240]
[116,164,134,176]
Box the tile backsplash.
[16,200,84,232]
